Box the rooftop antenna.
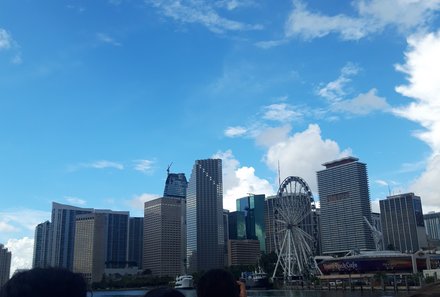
[167,162,173,176]
[388,184,392,196]
[278,160,281,187]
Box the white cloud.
[0,221,19,233]
[224,126,248,138]
[127,193,160,213]
[215,0,256,11]
[97,33,122,46]
[255,125,291,147]
[393,31,440,212]
[375,179,389,187]
[262,103,302,122]
[332,88,389,115]
[0,28,13,50]
[255,39,288,49]
[264,124,351,194]
[285,0,440,41]
[133,159,155,173]
[212,150,274,211]
[147,0,262,34]
[317,63,360,102]
[5,237,34,276]
[0,209,50,240]
[65,196,86,206]
[86,160,124,170]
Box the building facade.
[264,195,276,253]
[163,172,188,199]
[424,212,440,241]
[228,211,246,240]
[236,194,266,251]
[50,202,94,269]
[186,159,224,273]
[128,217,144,268]
[143,197,183,277]
[380,193,428,253]
[73,213,107,284]
[33,220,51,268]
[227,239,260,266]
[0,244,11,287]
[317,157,375,254]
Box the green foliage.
[259,251,280,277]
[92,273,173,290]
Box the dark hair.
[197,269,239,297]
[144,287,185,297]
[0,267,87,297]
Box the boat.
[240,268,272,289]
[174,274,194,289]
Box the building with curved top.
[164,173,187,199]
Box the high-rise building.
[424,212,440,241]
[227,239,260,266]
[0,244,11,287]
[380,193,428,252]
[95,210,129,268]
[228,211,246,240]
[50,202,93,269]
[73,213,107,284]
[143,197,183,277]
[236,194,266,251]
[317,157,375,254]
[33,220,51,268]
[164,172,188,199]
[264,195,277,253]
[128,217,144,268]
[186,159,224,273]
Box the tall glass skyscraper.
[236,194,266,251]
[317,157,375,254]
[33,220,51,268]
[164,173,187,199]
[128,217,144,268]
[0,244,11,287]
[186,159,224,273]
[424,212,440,241]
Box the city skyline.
[1,0,440,275]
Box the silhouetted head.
[197,269,239,297]
[144,287,185,297]
[0,267,87,297]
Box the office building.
[50,202,93,269]
[317,156,375,254]
[228,211,246,240]
[264,195,277,253]
[227,239,260,266]
[73,213,107,284]
[424,212,440,240]
[33,220,51,268]
[164,172,188,199]
[143,197,183,277]
[223,209,230,266]
[186,159,224,273]
[128,217,144,268]
[236,194,266,251]
[380,193,428,252]
[0,244,11,287]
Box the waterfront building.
[128,217,144,268]
[0,244,11,287]
[317,156,375,254]
[424,212,440,240]
[164,172,188,199]
[73,213,107,284]
[228,211,246,240]
[143,197,183,277]
[380,193,428,252]
[227,239,260,266]
[236,194,266,251]
[32,220,51,268]
[50,202,93,269]
[264,195,276,253]
[186,158,224,273]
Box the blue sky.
[1,0,440,273]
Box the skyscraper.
[128,217,144,268]
[50,202,93,269]
[228,211,246,240]
[317,156,375,254]
[143,197,183,276]
[424,212,440,241]
[264,195,277,253]
[164,172,188,199]
[236,194,266,251]
[380,193,428,252]
[186,159,224,273]
[33,220,51,268]
[73,213,107,284]
[0,244,11,287]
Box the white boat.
[174,274,194,289]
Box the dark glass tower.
[164,173,188,199]
[317,157,375,254]
[128,217,144,268]
[236,194,266,251]
[186,159,224,273]
[33,220,51,268]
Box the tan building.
[73,213,106,284]
[0,244,11,287]
[143,197,183,277]
[227,239,260,266]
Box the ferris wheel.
[272,176,318,280]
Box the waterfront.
[91,290,411,297]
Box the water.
[91,289,411,297]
